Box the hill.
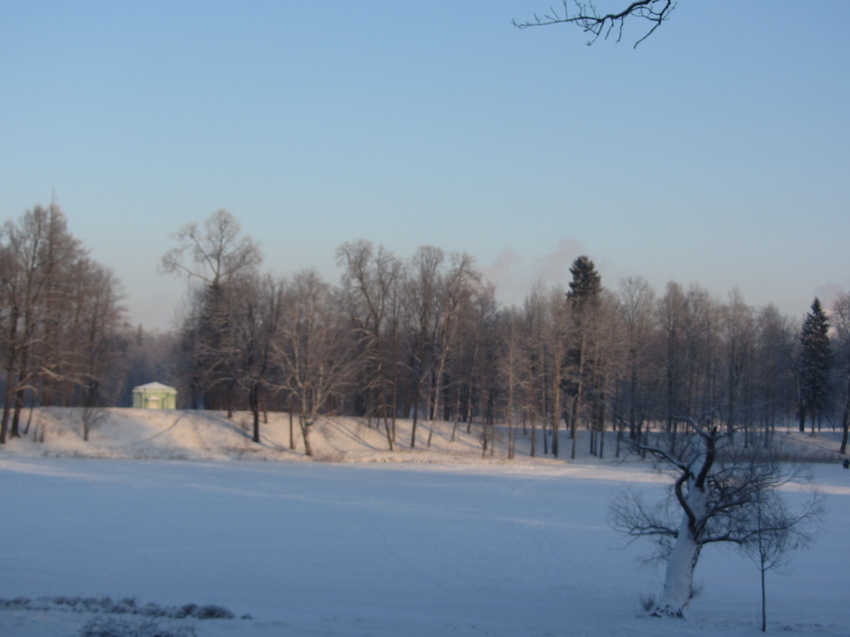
[1,407,844,466]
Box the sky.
[2,1,849,331]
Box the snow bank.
[3,407,844,467]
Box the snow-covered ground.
[0,408,848,636]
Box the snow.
[0,408,848,636]
[132,382,177,391]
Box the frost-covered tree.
[274,270,358,456]
[336,239,403,449]
[0,204,125,443]
[610,412,821,618]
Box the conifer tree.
[565,256,602,458]
[798,298,831,433]
[567,255,602,307]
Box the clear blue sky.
[3,1,848,330]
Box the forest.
[2,205,848,458]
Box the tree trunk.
[299,414,313,457]
[570,336,586,460]
[840,350,850,454]
[760,560,767,632]
[598,399,605,460]
[652,486,707,618]
[451,389,462,442]
[569,392,580,460]
[552,362,561,458]
[289,409,295,450]
[410,384,420,449]
[0,398,11,445]
[11,388,25,438]
[383,416,394,451]
[530,409,537,458]
[652,517,701,617]
[249,383,261,443]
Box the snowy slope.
[4,406,843,465]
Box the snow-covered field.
[0,408,848,636]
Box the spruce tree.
[565,256,602,458]
[799,298,831,433]
[567,255,602,308]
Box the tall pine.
[567,256,602,309]
[799,298,831,433]
[565,256,602,458]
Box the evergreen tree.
[798,298,831,433]
[567,255,602,308]
[564,256,602,458]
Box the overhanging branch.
[513,0,675,47]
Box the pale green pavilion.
[132,382,177,410]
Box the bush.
[79,616,197,637]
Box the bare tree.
[451,282,496,444]
[160,209,262,288]
[544,286,568,458]
[752,305,797,446]
[497,307,525,459]
[160,210,262,414]
[1,204,87,442]
[522,284,550,458]
[402,245,443,448]
[274,270,357,457]
[616,276,658,450]
[610,412,822,618]
[513,0,675,47]
[336,240,402,450]
[231,273,283,443]
[655,283,722,449]
[70,260,126,414]
[741,480,820,632]
[80,403,108,442]
[720,289,755,441]
[425,251,480,448]
[832,292,850,454]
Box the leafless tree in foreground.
[742,483,819,632]
[513,0,675,47]
[610,412,821,618]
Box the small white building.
[132,382,178,410]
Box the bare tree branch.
[513,0,675,47]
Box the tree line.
[2,206,848,456]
